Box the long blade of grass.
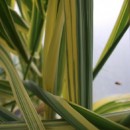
[0,80,12,95]
[42,0,58,74]
[93,0,130,79]
[0,1,41,78]
[6,0,15,8]
[76,0,93,108]
[43,0,64,93]
[0,120,75,130]
[0,22,15,51]
[64,0,79,103]
[103,110,130,122]
[9,8,29,33]
[43,0,64,118]
[94,94,130,114]
[70,102,129,130]
[25,81,98,130]
[0,0,29,63]
[36,0,44,17]
[120,114,130,128]
[24,0,44,79]
[54,26,66,96]
[16,0,32,23]
[43,0,58,65]
[28,1,44,55]
[0,106,21,122]
[0,45,45,130]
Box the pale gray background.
[93,0,130,102]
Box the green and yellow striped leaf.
[25,81,98,130]
[70,102,129,130]
[0,45,45,130]
[43,0,64,93]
